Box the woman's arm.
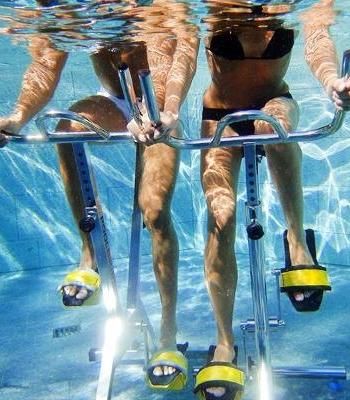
[302,0,350,109]
[0,35,68,135]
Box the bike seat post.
[243,142,273,399]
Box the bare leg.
[140,35,180,352]
[57,96,127,303]
[201,120,242,396]
[256,97,314,300]
[138,137,179,351]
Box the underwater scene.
[0,0,350,399]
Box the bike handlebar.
[5,50,350,149]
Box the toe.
[76,287,89,300]
[294,290,314,302]
[63,285,78,297]
[294,292,305,301]
[163,366,176,375]
[206,387,226,397]
[153,366,163,376]
[152,365,177,377]
[62,285,90,306]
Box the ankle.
[213,343,235,363]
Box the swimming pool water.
[1,0,350,399]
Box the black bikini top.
[208,28,295,60]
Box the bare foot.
[60,265,99,306]
[206,344,235,398]
[63,285,88,299]
[287,231,315,302]
[152,364,177,377]
[152,325,178,378]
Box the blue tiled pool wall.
[0,26,350,274]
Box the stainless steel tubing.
[8,49,350,146]
[138,69,161,124]
[7,106,344,147]
[272,270,283,322]
[118,64,139,109]
[118,64,143,126]
[36,110,110,139]
[115,66,158,352]
[118,66,145,312]
[117,65,158,353]
[272,366,348,380]
[164,108,345,149]
[240,318,284,332]
[70,143,122,400]
[244,144,273,399]
[126,144,142,312]
[245,50,350,398]
[213,110,289,146]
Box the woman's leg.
[201,120,243,363]
[256,96,314,301]
[138,138,180,351]
[57,95,127,303]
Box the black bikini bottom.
[202,92,293,136]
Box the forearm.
[163,35,199,115]
[13,41,68,124]
[302,0,338,95]
[304,26,338,94]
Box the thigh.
[255,95,300,134]
[201,119,242,215]
[138,142,179,210]
[255,95,301,158]
[56,95,127,133]
[56,95,128,179]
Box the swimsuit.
[204,24,295,135]
[97,87,132,121]
[207,28,295,61]
[202,93,293,136]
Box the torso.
[89,0,186,100]
[203,3,295,109]
[90,42,149,98]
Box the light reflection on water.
[1,0,344,51]
[0,0,199,50]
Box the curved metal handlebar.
[36,110,111,140]
[6,50,350,149]
[214,111,289,145]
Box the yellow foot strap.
[194,362,245,400]
[280,265,331,291]
[147,350,188,391]
[58,269,101,307]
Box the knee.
[208,206,235,237]
[265,142,302,160]
[140,201,171,233]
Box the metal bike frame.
[52,141,156,400]
[69,142,121,400]
[243,143,273,397]
[5,50,350,399]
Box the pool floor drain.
[53,324,81,338]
